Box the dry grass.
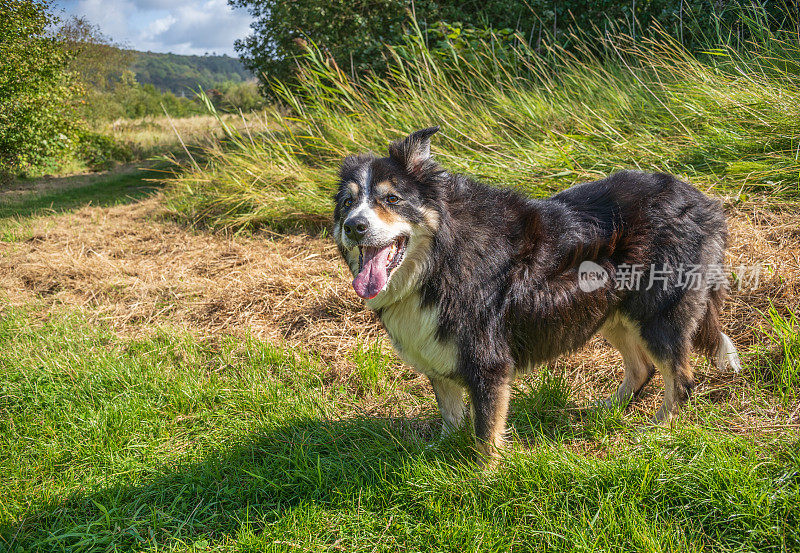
[85,112,278,164]
[1,196,798,428]
[99,114,237,158]
[0,197,377,347]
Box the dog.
[333,127,741,464]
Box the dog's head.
[333,127,443,307]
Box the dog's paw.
[424,427,455,452]
[424,439,443,452]
[632,415,674,439]
[584,397,620,415]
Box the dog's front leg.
[429,377,465,438]
[466,367,513,468]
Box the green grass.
[165,20,800,231]
[1,307,798,552]
[0,166,161,241]
[3,11,800,552]
[352,341,397,395]
[750,307,800,408]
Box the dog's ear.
[339,154,361,179]
[388,126,439,172]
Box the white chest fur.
[379,292,458,378]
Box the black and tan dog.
[333,127,740,464]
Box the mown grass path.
[0,163,162,240]
[1,167,798,552]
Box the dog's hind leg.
[467,371,513,468]
[430,377,465,438]
[652,351,694,423]
[600,318,655,407]
[640,325,695,424]
[614,344,655,407]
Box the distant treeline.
[54,17,264,121]
[130,51,252,96]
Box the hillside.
[129,51,252,95]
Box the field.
[2,24,800,553]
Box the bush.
[74,129,132,171]
[208,80,266,112]
[0,0,78,175]
[232,0,800,89]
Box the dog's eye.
[386,194,400,205]
[343,198,353,208]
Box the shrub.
[0,0,78,176]
[74,129,132,171]
[232,0,800,89]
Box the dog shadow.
[3,416,473,551]
[504,371,633,446]
[6,394,628,550]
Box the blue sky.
[53,0,254,56]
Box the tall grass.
[165,16,800,230]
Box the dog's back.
[531,171,738,419]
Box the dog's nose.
[343,217,369,241]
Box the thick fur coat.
[333,127,740,463]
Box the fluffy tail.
[716,332,742,373]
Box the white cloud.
[146,0,253,55]
[55,0,253,55]
[71,0,136,45]
[141,14,177,43]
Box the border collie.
[333,127,740,465]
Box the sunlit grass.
[0,165,161,241]
[165,22,800,231]
[96,113,251,161]
[1,307,798,551]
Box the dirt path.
[1,170,798,422]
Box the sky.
[53,0,254,56]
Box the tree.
[0,0,77,182]
[227,0,665,86]
[229,0,416,86]
[58,15,132,92]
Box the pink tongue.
[353,245,392,299]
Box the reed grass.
[165,18,800,230]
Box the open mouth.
[352,236,408,299]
